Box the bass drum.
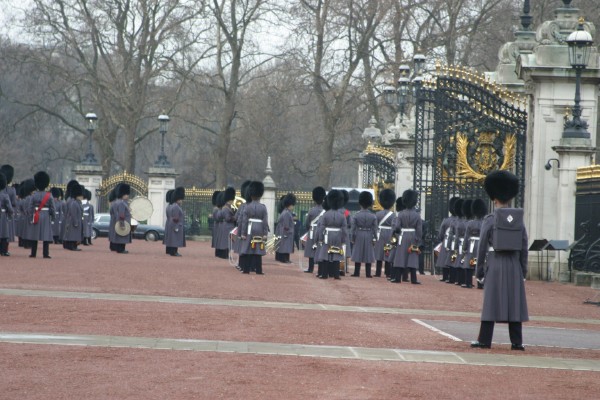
[130,197,154,222]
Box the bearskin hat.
[396,197,405,212]
[216,191,226,208]
[117,183,131,199]
[283,193,296,208]
[472,198,488,219]
[173,186,185,202]
[248,181,264,199]
[341,189,349,206]
[166,189,174,204]
[484,170,519,202]
[211,190,220,206]
[65,180,80,199]
[0,173,6,191]
[34,171,50,191]
[108,186,117,202]
[277,195,285,214]
[84,189,92,201]
[378,189,396,210]
[312,186,326,205]
[453,198,464,218]
[0,165,14,184]
[326,189,344,210]
[462,199,473,219]
[50,187,61,198]
[358,191,374,208]
[224,186,236,203]
[20,179,35,198]
[241,180,252,200]
[448,196,460,216]
[71,183,84,198]
[402,190,419,209]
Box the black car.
[92,213,165,241]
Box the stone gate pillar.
[147,167,177,227]
[262,156,277,234]
[73,164,103,210]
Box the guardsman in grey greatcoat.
[210,190,220,256]
[240,181,269,274]
[215,187,236,260]
[385,197,403,280]
[302,186,326,273]
[471,170,528,351]
[452,199,470,286]
[373,189,395,278]
[50,188,62,244]
[436,197,460,282]
[391,190,423,284]
[233,181,252,269]
[0,173,14,256]
[314,196,329,278]
[462,199,487,289]
[448,198,464,284]
[27,171,56,258]
[63,183,84,251]
[276,193,296,264]
[164,187,186,256]
[82,189,95,245]
[456,199,473,286]
[18,181,36,249]
[109,183,132,254]
[163,190,174,254]
[350,191,377,278]
[0,165,17,255]
[315,190,347,280]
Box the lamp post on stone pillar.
[73,112,103,209]
[155,114,171,167]
[82,112,98,165]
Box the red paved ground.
[1,239,599,399]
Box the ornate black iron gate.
[413,65,527,269]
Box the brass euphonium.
[265,235,281,254]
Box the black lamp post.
[383,54,427,121]
[82,112,98,165]
[563,18,593,139]
[155,114,171,167]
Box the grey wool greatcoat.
[476,212,529,322]
[315,210,348,263]
[3,186,17,241]
[373,209,395,261]
[435,216,452,268]
[27,191,56,242]
[233,203,247,254]
[277,209,295,254]
[0,191,14,239]
[452,218,467,268]
[63,198,83,242]
[215,205,236,251]
[385,213,399,263]
[303,205,323,258]
[16,198,27,238]
[211,207,219,248]
[239,202,269,256]
[109,199,132,244]
[444,216,459,267]
[461,219,482,269]
[350,209,377,263]
[51,199,63,238]
[82,201,94,238]
[392,208,422,269]
[164,203,186,248]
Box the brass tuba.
[265,235,281,254]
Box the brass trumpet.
[265,235,281,254]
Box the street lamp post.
[383,54,426,122]
[82,112,98,165]
[155,114,171,167]
[563,18,593,139]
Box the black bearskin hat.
[248,181,264,199]
[0,165,14,184]
[241,180,252,200]
[341,190,349,206]
[0,173,6,191]
[173,186,185,202]
[34,171,50,191]
[224,187,236,203]
[109,186,117,202]
[117,183,131,199]
[84,189,92,201]
[166,189,174,204]
[378,189,396,210]
[472,199,488,219]
[20,179,35,198]
[462,199,473,219]
[396,197,405,212]
[283,193,296,208]
[277,195,285,214]
[358,191,374,208]
[326,189,344,210]
[212,190,220,206]
[71,183,84,198]
[484,170,519,202]
[402,190,418,209]
[65,180,80,199]
[312,186,326,205]
[448,196,460,216]
[453,198,464,218]
[50,187,61,198]
[216,191,226,208]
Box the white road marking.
[412,318,463,342]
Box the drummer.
[109,183,132,254]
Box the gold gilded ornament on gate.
[455,131,516,183]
